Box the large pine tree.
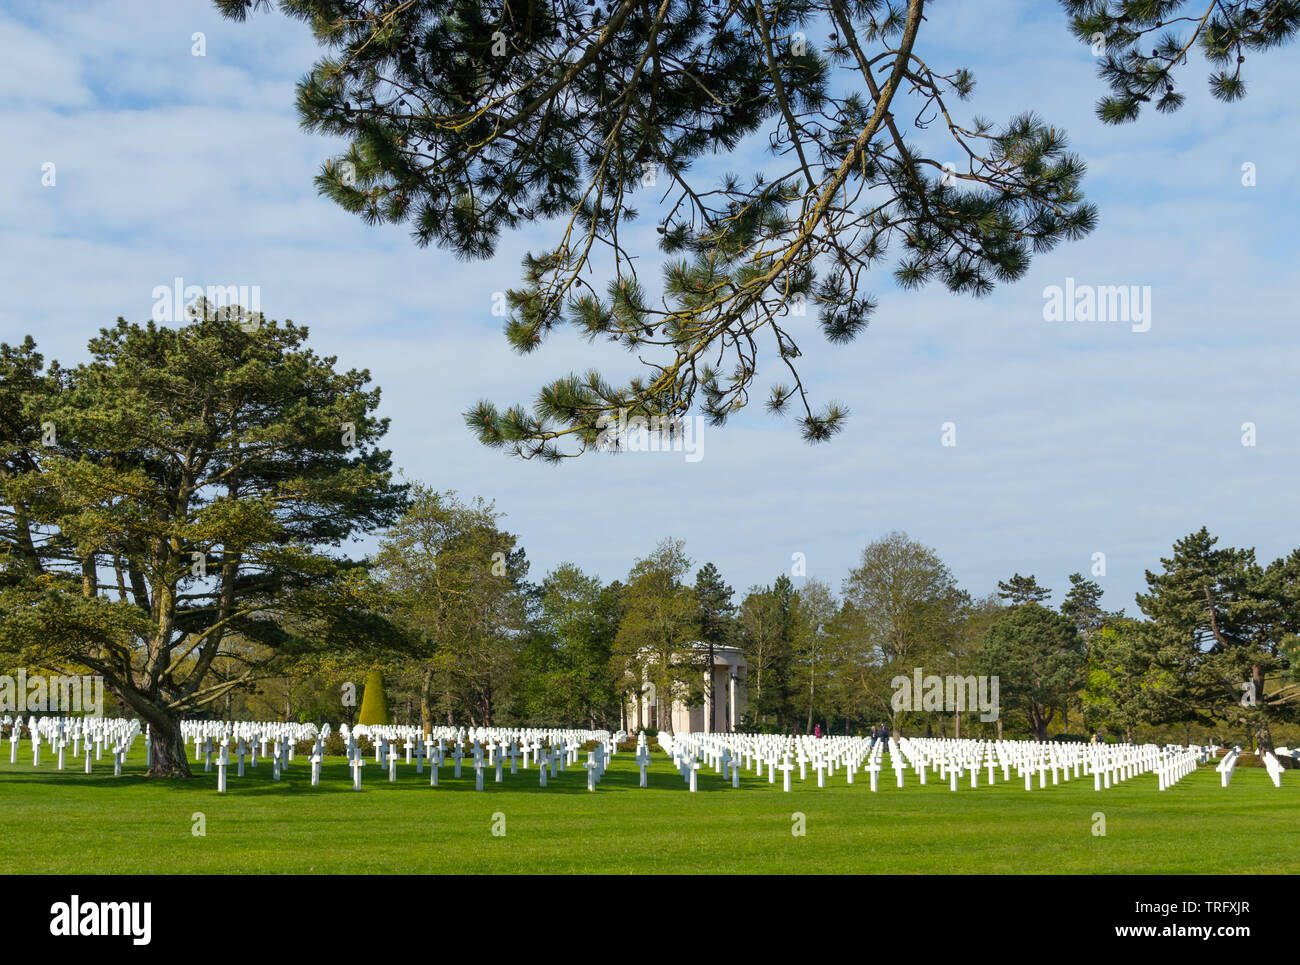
[1136,528,1298,754]
[0,311,406,776]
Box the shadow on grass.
[0,753,769,796]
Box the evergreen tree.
[0,312,406,775]
[1136,528,1297,754]
[1081,617,1191,741]
[978,602,1084,741]
[996,573,1052,606]
[693,561,735,730]
[1060,572,1108,642]
[357,667,391,725]
[738,575,800,730]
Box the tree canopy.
[213,0,1117,456]
[0,312,406,774]
[214,0,1294,458]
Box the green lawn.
[1,745,1296,874]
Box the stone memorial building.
[625,642,747,733]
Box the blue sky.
[2,0,1297,612]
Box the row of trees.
[4,316,1297,775]
[308,516,1300,759]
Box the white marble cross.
[350,755,365,790]
[778,756,796,792]
[866,760,880,792]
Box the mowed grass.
[1,744,1297,874]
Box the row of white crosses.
[657,731,1225,794]
[893,737,1221,792]
[337,724,624,792]
[1213,745,1287,789]
[3,716,141,775]
[659,731,886,792]
[12,716,1274,794]
[179,720,323,791]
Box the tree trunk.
[1030,705,1048,742]
[420,667,436,736]
[1252,663,1274,755]
[145,712,191,778]
[114,686,190,777]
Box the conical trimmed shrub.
[357,668,390,725]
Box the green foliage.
[357,667,390,725]
[1135,528,1300,753]
[218,0,1098,456]
[979,603,1085,741]
[1081,617,1189,740]
[996,572,1052,606]
[0,314,407,775]
[836,531,969,731]
[518,563,622,727]
[1062,0,1299,123]
[371,485,529,728]
[613,538,696,731]
[738,574,800,729]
